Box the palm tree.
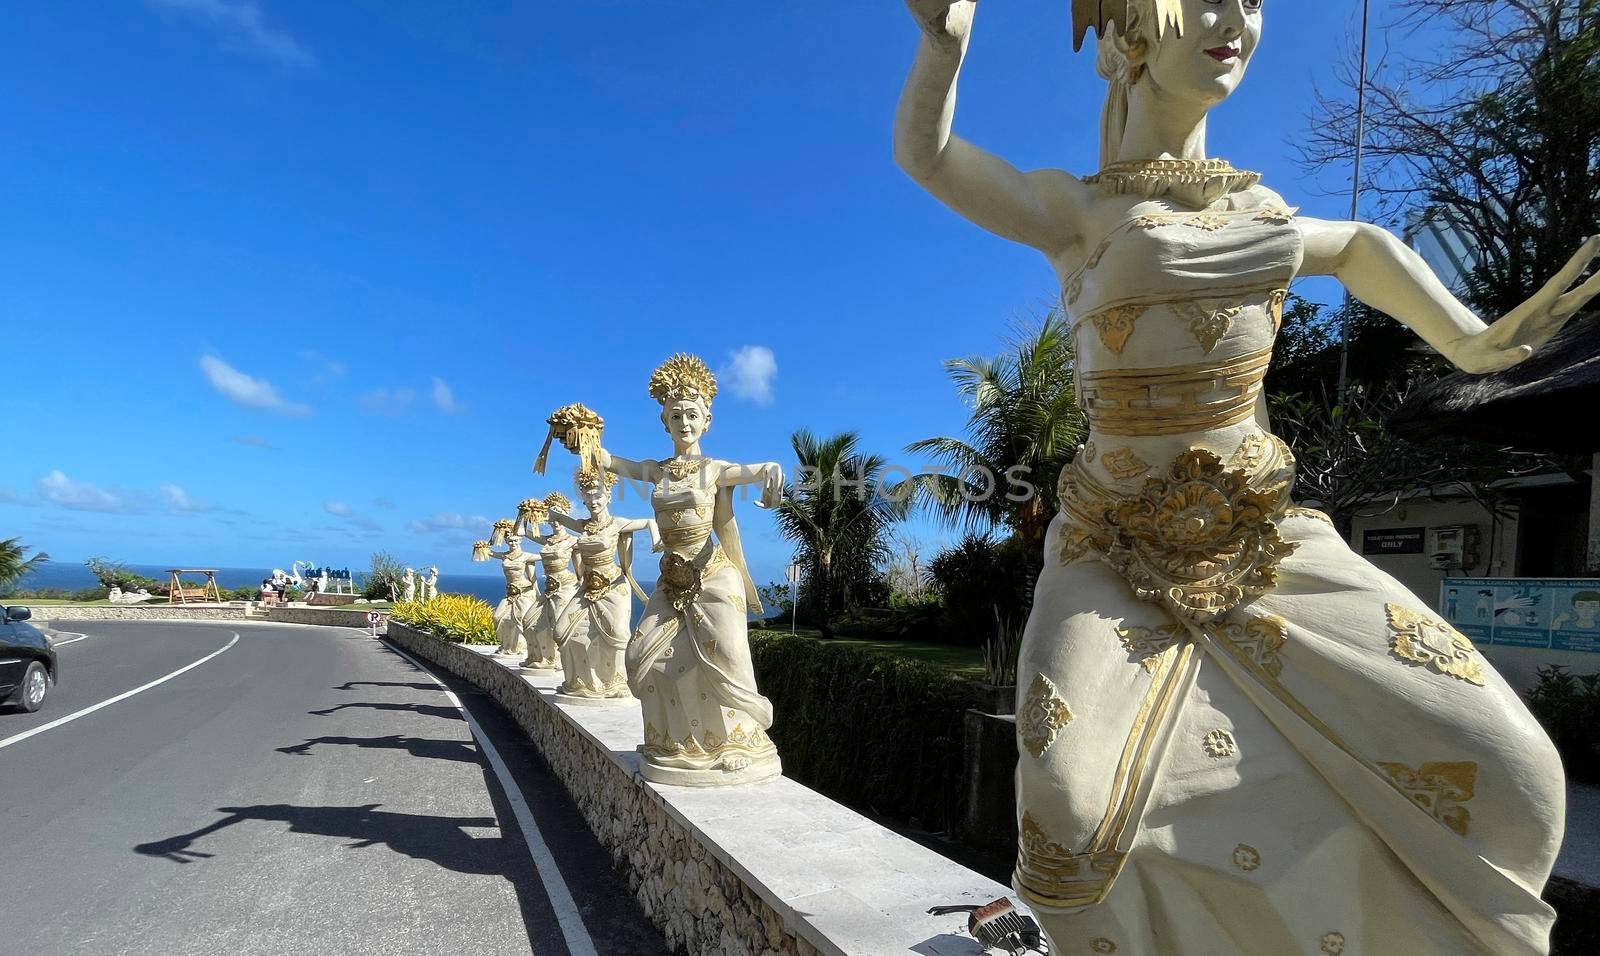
[773,430,906,638]
[0,538,49,592]
[907,314,1086,549]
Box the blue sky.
[2,0,1371,582]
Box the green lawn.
[754,628,985,678]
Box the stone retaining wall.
[19,604,379,628]
[386,621,1009,956]
[23,605,252,623]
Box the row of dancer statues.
[399,566,439,604]
[471,353,785,788]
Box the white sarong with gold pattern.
[1017,181,1563,956]
[628,458,779,784]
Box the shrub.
[1524,665,1600,783]
[84,557,165,594]
[927,533,1040,646]
[749,630,981,831]
[390,593,496,645]
[361,551,408,601]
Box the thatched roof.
[1391,314,1600,453]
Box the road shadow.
[131,802,561,946]
[307,701,462,721]
[275,734,479,764]
[331,681,442,692]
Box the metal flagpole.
[1337,0,1372,408]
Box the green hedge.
[750,630,982,830]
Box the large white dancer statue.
[895,2,1597,954]
[606,354,786,787]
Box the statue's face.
[581,482,609,511]
[1144,0,1263,108]
[661,399,710,446]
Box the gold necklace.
[1084,158,1261,206]
[663,456,709,481]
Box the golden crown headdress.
[648,353,718,408]
[490,518,516,547]
[517,497,548,520]
[574,466,616,493]
[471,540,492,562]
[1072,0,1184,51]
[543,491,573,514]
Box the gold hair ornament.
[518,498,549,523]
[471,540,492,562]
[490,518,516,547]
[648,353,718,408]
[543,491,574,515]
[533,403,605,477]
[1072,0,1184,52]
[575,466,617,493]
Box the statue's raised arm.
[896,1,1092,256]
[1301,220,1600,373]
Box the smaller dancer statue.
[402,567,416,604]
[514,493,579,675]
[423,566,440,602]
[545,465,656,704]
[473,519,539,658]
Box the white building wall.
[1349,498,1516,604]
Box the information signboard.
[1440,578,1600,653]
[1363,528,1426,556]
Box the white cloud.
[147,0,314,68]
[723,345,778,405]
[38,471,140,514]
[373,497,397,511]
[409,512,492,535]
[200,356,312,417]
[300,350,347,385]
[359,387,416,416]
[323,500,352,517]
[431,377,466,414]
[161,483,213,513]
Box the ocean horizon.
[2,560,675,618]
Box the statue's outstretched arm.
[548,511,587,534]
[895,1,1088,255]
[717,461,783,509]
[601,448,658,483]
[1301,220,1600,374]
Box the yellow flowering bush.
[389,593,496,645]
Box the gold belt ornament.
[1058,433,1298,623]
[659,545,729,612]
[1078,346,1272,437]
[505,581,533,599]
[545,569,577,593]
[659,523,714,549]
[582,567,623,602]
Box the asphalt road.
[0,620,668,956]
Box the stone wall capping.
[394,625,1016,956]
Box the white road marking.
[384,641,599,956]
[50,634,89,647]
[0,633,241,752]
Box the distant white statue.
[315,569,329,593]
[423,566,440,602]
[107,586,152,605]
[402,568,416,603]
[514,493,579,675]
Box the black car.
[1,605,56,713]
